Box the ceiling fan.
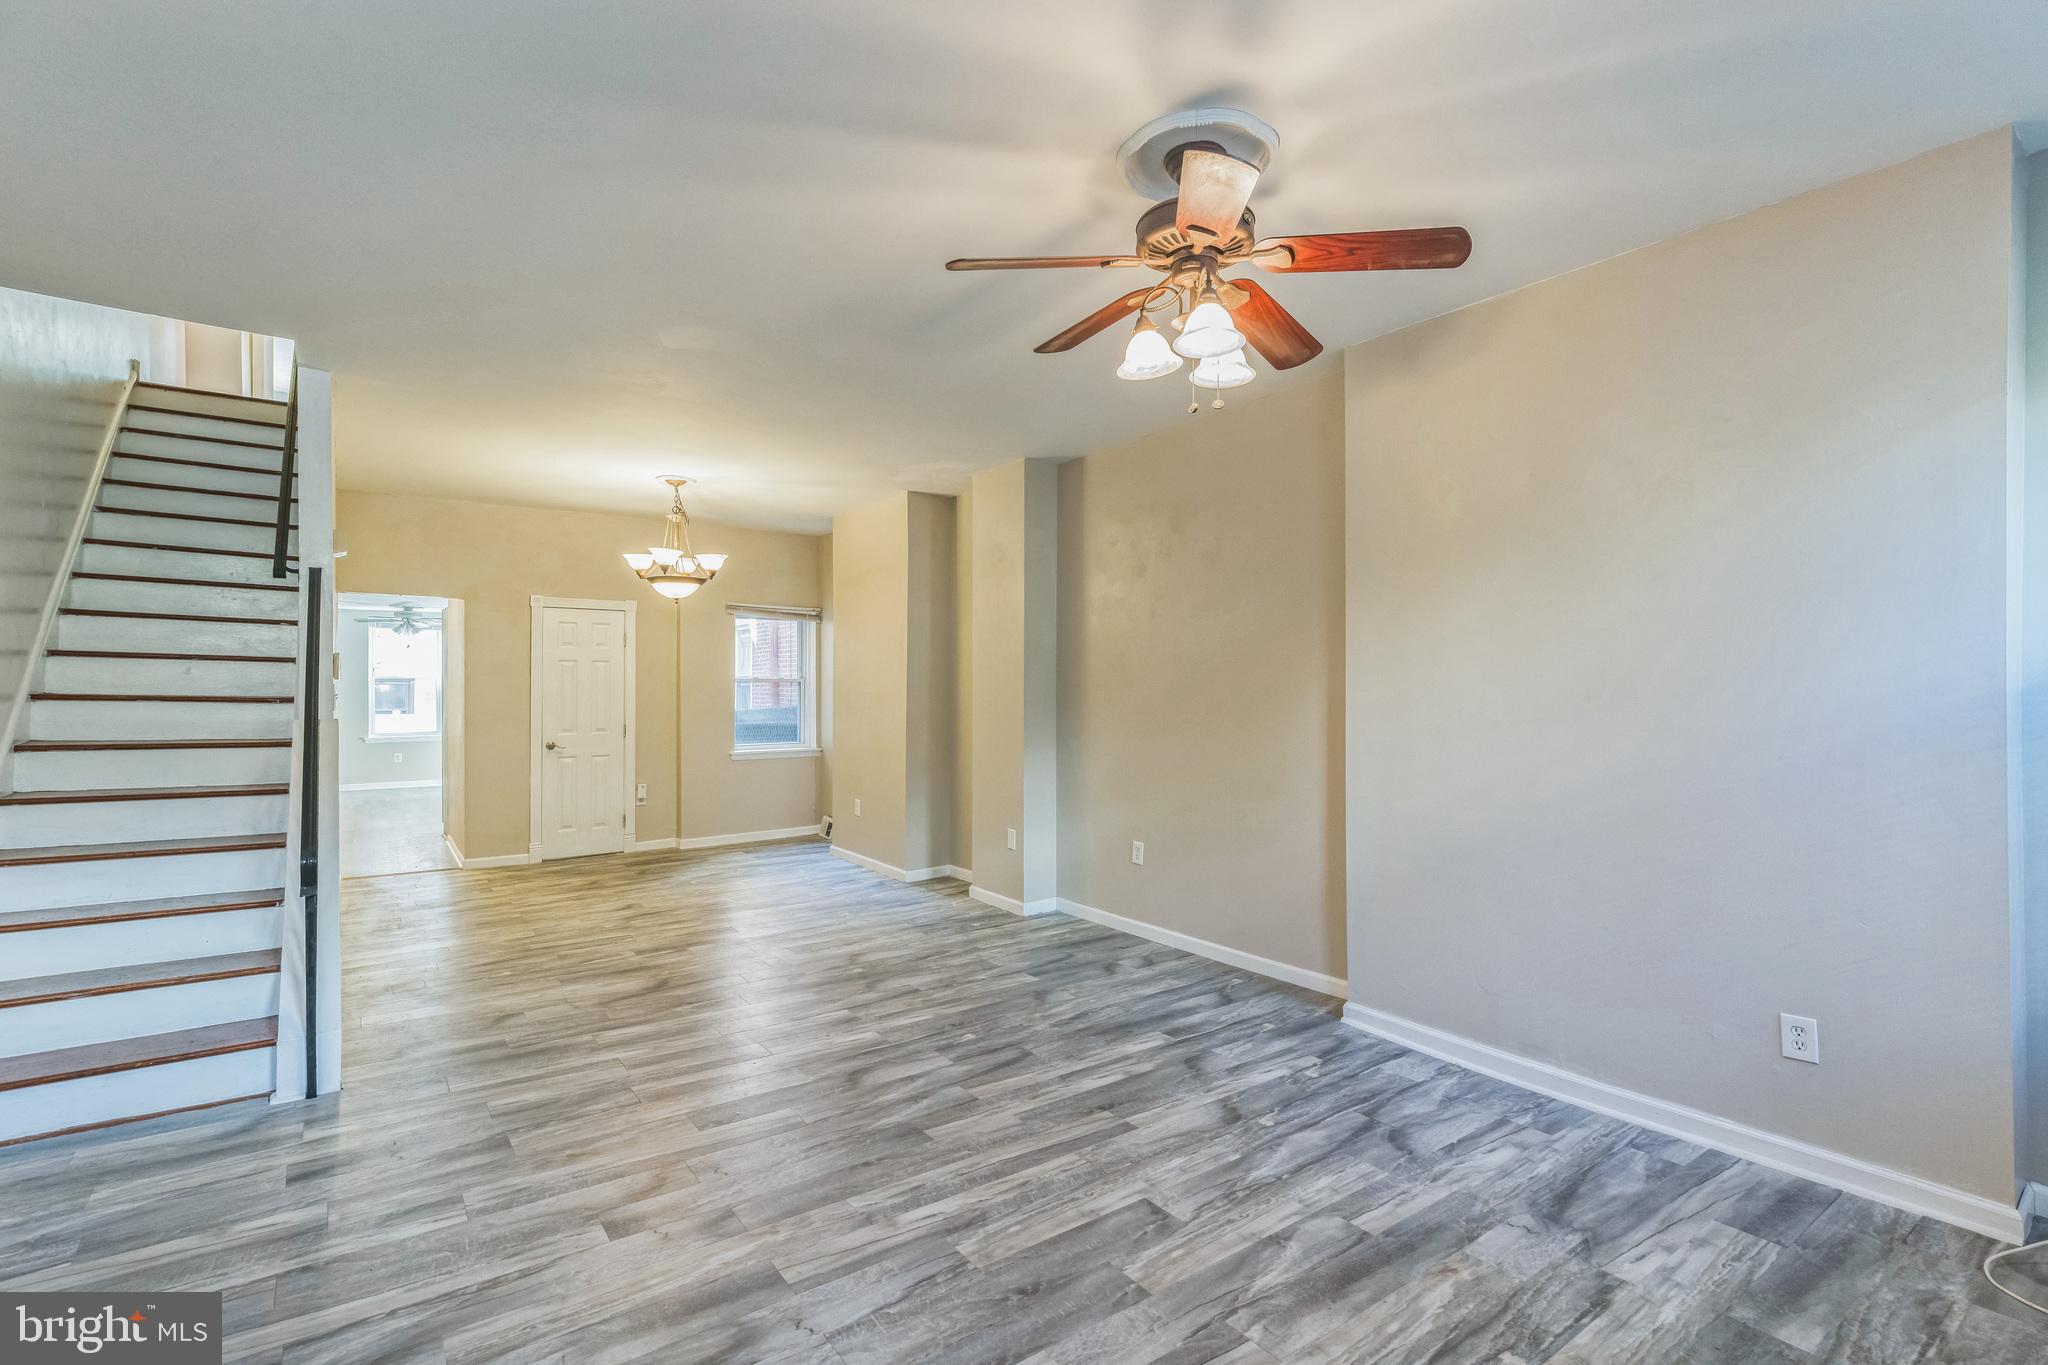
[946,110,1470,406]
[356,602,441,636]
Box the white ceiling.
[2,2,2044,533]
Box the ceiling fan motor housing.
[1135,198,1256,265]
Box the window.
[732,610,816,754]
[366,622,441,738]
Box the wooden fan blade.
[1252,227,1471,273]
[946,255,1143,271]
[1033,287,1153,354]
[1220,278,1323,369]
[1174,148,1261,246]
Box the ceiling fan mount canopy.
[1115,107,1279,199]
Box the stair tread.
[134,381,287,409]
[102,477,296,504]
[126,403,284,430]
[0,1017,277,1092]
[0,783,289,806]
[48,649,295,662]
[16,738,291,751]
[84,538,297,563]
[60,608,295,626]
[30,693,292,704]
[70,572,298,593]
[0,833,285,867]
[0,889,285,933]
[96,505,298,531]
[0,951,281,1008]
[113,449,292,476]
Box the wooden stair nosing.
[0,951,281,1009]
[0,783,289,807]
[82,538,297,563]
[112,449,291,477]
[101,477,297,504]
[15,738,292,752]
[0,890,285,934]
[30,692,293,704]
[59,607,295,627]
[45,648,295,663]
[0,1093,272,1149]
[70,571,299,593]
[125,403,285,431]
[95,505,298,531]
[0,833,286,868]
[45,649,295,666]
[134,380,287,409]
[0,1017,279,1093]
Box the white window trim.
[731,611,817,756]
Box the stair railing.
[298,564,323,1097]
[271,360,299,580]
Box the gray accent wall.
[1344,129,2025,1204]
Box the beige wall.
[336,490,823,859]
[816,532,835,823]
[953,488,974,875]
[970,461,1059,905]
[442,599,468,848]
[905,492,958,872]
[181,322,244,394]
[829,495,911,868]
[1057,374,1347,983]
[1345,130,2022,1202]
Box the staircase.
[0,381,299,1146]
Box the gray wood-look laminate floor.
[3,838,2045,1363]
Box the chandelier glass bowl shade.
[624,477,726,599]
[1116,316,1183,381]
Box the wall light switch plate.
[1780,1013,1820,1064]
[854,798,861,816]
[1006,828,1018,850]
[1131,840,1145,865]
[635,783,648,805]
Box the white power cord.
[1984,1240,2048,1315]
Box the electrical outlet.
[393,752,403,764]
[1131,840,1145,865]
[854,798,861,816]
[1779,1013,1820,1064]
[635,783,648,805]
[1006,828,1018,851]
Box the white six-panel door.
[535,602,631,860]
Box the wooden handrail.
[270,361,299,579]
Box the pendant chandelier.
[623,477,727,599]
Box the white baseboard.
[678,824,824,851]
[626,837,678,853]
[443,835,534,870]
[1341,1001,2024,1244]
[970,885,1060,917]
[342,779,441,791]
[829,844,956,883]
[1055,896,1346,996]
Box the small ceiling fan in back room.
[946,109,1471,411]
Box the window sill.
[730,747,821,761]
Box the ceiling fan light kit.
[948,107,1471,412]
[624,476,728,600]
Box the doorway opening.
[338,592,456,877]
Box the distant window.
[366,623,440,738]
[732,613,815,752]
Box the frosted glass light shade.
[695,552,728,571]
[653,579,701,599]
[1116,322,1182,381]
[1172,299,1243,359]
[650,545,684,567]
[1191,348,1255,389]
[622,552,655,571]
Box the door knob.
[545,741,558,750]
